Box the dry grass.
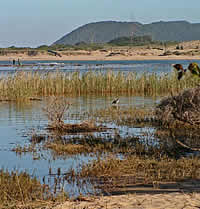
[155,86,200,127]
[0,169,67,209]
[0,70,198,101]
[43,96,70,129]
[12,144,36,154]
[44,135,146,156]
[70,155,200,193]
[43,96,107,133]
[45,143,88,155]
[47,120,107,133]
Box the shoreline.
[55,192,200,209]
[1,41,200,61]
[0,55,199,62]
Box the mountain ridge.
[53,20,200,45]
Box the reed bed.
[69,155,200,194]
[0,70,197,100]
[0,169,66,209]
[79,155,200,181]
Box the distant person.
[12,59,16,65]
[18,58,21,66]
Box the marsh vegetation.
[0,70,198,101]
[0,169,68,209]
[1,65,200,207]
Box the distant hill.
[53,20,200,45]
[54,21,142,45]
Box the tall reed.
[0,70,197,100]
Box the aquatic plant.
[42,96,106,133]
[0,70,197,101]
[68,155,200,194]
[0,169,67,208]
[42,96,70,128]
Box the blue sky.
[0,0,200,47]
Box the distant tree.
[75,41,87,46]
[36,45,49,50]
[108,35,153,46]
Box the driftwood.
[47,50,62,57]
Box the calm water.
[0,59,200,74]
[0,59,197,195]
[0,94,158,195]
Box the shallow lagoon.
[0,59,197,195]
[0,95,158,195]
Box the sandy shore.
[1,41,200,61]
[0,47,200,62]
[55,193,200,209]
[54,180,200,209]
[1,54,199,62]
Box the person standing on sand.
[12,59,16,65]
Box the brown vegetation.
[0,169,67,209]
[155,86,200,127]
[0,70,198,101]
[43,96,107,133]
[68,155,200,195]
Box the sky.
[0,0,200,48]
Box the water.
[1,59,200,74]
[0,59,197,195]
[0,94,158,195]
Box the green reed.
[0,70,197,100]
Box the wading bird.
[112,98,119,105]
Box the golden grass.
[0,169,67,209]
[45,142,91,155]
[75,155,200,185]
[0,70,198,100]
[47,120,107,133]
[12,144,36,154]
